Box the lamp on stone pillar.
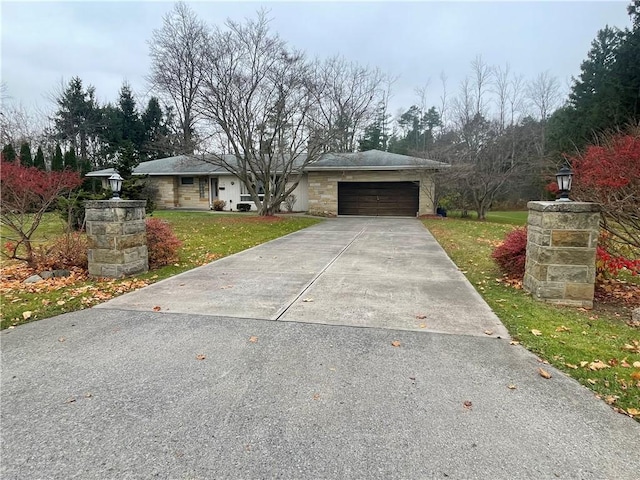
[108,172,124,200]
[555,165,573,202]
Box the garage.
[337,181,420,217]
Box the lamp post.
[108,172,123,200]
[555,165,573,202]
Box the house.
[86,150,449,217]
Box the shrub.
[212,199,226,211]
[32,232,88,271]
[146,218,182,269]
[122,176,158,214]
[492,227,528,279]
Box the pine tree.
[19,142,33,167]
[51,144,64,171]
[33,146,46,170]
[2,144,17,162]
[64,146,78,170]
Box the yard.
[0,212,321,330]
[422,213,640,418]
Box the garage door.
[338,181,419,216]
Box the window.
[199,177,207,199]
[181,177,194,185]
[240,181,265,202]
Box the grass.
[445,210,528,225]
[422,217,640,418]
[1,211,321,329]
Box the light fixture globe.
[108,172,124,200]
[555,165,573,202]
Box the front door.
[209,178,218,209]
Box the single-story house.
[87,150,449,217]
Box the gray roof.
[87,150,448,177]
[306,150,448,170]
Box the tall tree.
[51,144,64,171]
[141,97,174,159]
[53,77,101,168]
[18,142,33,167]
[64,146,78,171]
[2,143,17,162]
[312,56,386,152]
[148,1,208,154]
[33,146,46,170]
[197,11,336,215]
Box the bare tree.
[471,55,493,117]
[147,1,208,154]
[196,12,334,215]
[439,71,449,131]
[312,56,386,152]
[492,64,511,131]
[527,71,561,122]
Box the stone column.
[85,200,148,278]
[524,201,600,308]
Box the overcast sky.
[0,1,633,122]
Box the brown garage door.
[338,181,419,216]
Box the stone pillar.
[524,201,600,308]
[85,200,148,278]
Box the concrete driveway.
[95,218,507,337]
[2,218,639,479]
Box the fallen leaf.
[415,314,427,319]
[391,340,401,347]
[509,340,520,346]
[555,325,571,332]
[22,311,32,320]
[538,367,552,379]
[484,330,494,336]
[312,393,320,400]
[627,408,640,416]
[531,329,542,336]
[507,384,517,390]
[302,298,314,302]
[65,397,76,404]
[588,360,610,371]
[604,395,619,405]
[152,306,161,312]
[249,336,258,343]
[580,361,589,367]
[84,392,93,398]
[419,323,427,329]
[58,337,65,342]
[196,354,206,360]
[56,300,65,306]
[633,361,640,368]
[565,363,578,369]
[220,285,234,290]
[463,400,473,409]
[631,371,640,381]
[587,378,597,385]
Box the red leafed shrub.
[596,247,640,279]
[568,130,640,249]
[145,218,182,269]
[32,232,89,271]
[492,227,528,279]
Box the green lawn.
[445,210,528,225]
[1,212,321,329]
[422,217,640,418]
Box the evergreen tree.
[118,82,144,151]
[19,142,33,167]
[33,146,46,170]
[54,76,101,168]
[51,144,64,171]
[2,144,17,162]
[115,141,139,179]
[64,146,78,170]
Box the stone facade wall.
[85,200,148,278]
[307,170,435,216]
[523,201,600,308]
[149,177,178,208]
